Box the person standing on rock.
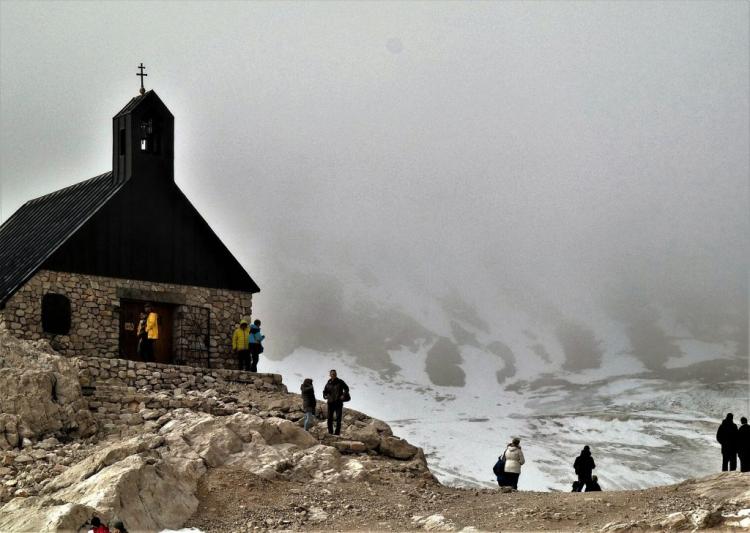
[323,369,349,435]
[301,378,316,431]
[738,416,750,472]
[499,437,525,490]
[142,303,159,362]
[248,319,265,372]
[232,319,252,371]
[716,413,739,471]
[573,445,596,492]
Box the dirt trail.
[186,467,749,532]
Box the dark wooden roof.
[114,90,173,119]
[0,172,123,305]
[0,90,259,306]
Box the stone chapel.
[0,81,260,369]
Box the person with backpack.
[301,378,316,431]
[573,445,596,492]
[248,319,265,372]
[717,413,739,471]
[323,369,349,435]
[493,451,506,486]
[498,437,525,490]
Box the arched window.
[41,293,71,335]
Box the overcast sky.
[1,1,747,366]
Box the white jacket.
[503,444,525,473]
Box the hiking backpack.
[492,453,506,477]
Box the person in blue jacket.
[248,319,265,372]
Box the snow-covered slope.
[268,347,746,491]
[256,259,747,491]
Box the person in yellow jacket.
[232,319,251,371]
[141,303,159,362]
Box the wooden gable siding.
[42,175,259,294]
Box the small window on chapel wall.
[41,294,71,335]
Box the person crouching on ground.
[586,475,602,492]
[499,437,525,490]
[111,520,128,533]
[248,319,265,372]
[323,369,349,435]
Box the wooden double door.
[119,299,174,363]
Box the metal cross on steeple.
[137,63,147,95]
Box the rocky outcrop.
[0,333,96,450]
[0,330,435,531]
[0,408,406,531]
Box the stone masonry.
[74,355,286,435]
[0,269,253,369]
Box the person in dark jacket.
[586,475,602,492]
[323,369,349,435]
[135,312,148,361]
[717,413,739,471]
[573,445,596,492]
[301,378,316,431]
[738,416,750,473]
[111,520,128,533]
[248,319,265,372]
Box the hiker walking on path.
[498,437,525,490]
[717,413,739,471]
[232,319,251,371]
[248,319,265,372]
[573,445,596,492]
[738,416,750,472]
[323,369,349,435]
[301,378,316,431]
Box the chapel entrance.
[118,299,174,363]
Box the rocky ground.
[1,330,749,532]
[188,469,750,532]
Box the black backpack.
[493,452,506,477]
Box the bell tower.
[112,65,174,184]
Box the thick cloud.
[1,2,747,379]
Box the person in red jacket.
[88,516,109,533]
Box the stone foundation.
[76,355,284,392]
[1,270,253,369]
[74,356,286,434]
